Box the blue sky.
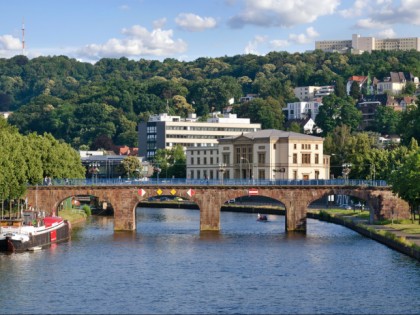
[1,0,420,63]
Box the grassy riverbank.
[59,208,87,226]
[310,209,420,258]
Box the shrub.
[82,205,91,216]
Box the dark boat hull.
[0,221,70,252]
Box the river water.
[1,207,419,314]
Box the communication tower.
[21,18,25,55]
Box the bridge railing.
[38,178,389,187]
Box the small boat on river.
[257,213,268,222]
[0,210,71,252]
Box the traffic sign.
[248,188,258,196]
[187,188,195,197]
[138,188,146,197]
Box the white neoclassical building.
[186,129,330,181]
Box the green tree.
[121,156,142,179]
[390,150,420,223]
[349,81,361,100]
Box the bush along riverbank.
[309,210,420,261]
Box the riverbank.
[308,210,420,261]
[59,209,87,227]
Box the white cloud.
[355,18,390,29]
[153,18,167,29]
[289,27,319,44]
[0,35,21,50]
[119,5,130,11]
[175,13,217,32]
[244,35,267,54]
[270,39,289,49]
[377,28,397,38]
[78,25,187,59]
[368,0,420,25]
[339,0,367,18]
[228,0,339,28]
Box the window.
[293,170,297,180]
[191,157,194,165]
[190,170,194,179]
[302,154,311,164]
[258,153,265,164]
[293,153,298,164]
[294,144,297,149]
[197,170,201,179]
[315,154,319,164]
[204,157,207,165]
[197,157,201,165]
[315,170,319,179]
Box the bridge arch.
[26,185,410,233]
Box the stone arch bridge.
[26,184,409,232]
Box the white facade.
[138,112,261,159]
[316,34,420,54]
[283,101,322,121]
[186,129,330,180]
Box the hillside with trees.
[1,50,420,151]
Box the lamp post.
[89,162,100,184]
[155,167,161,184]
[218,163,226,185]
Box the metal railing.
[34,178,389,188]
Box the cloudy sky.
[1,0,420,63]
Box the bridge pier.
[193,189,222,231]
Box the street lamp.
[89,162,100,184]
[154,167,161,184]
[218,163,226,185]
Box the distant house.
[346,75,368,95]
[294,86,333,101]
[284,118,321,134]
[376,72,418,95]
[0,111,12,119]
[356,94,388,129]
[239,94,259,102]
[117,145,139,156]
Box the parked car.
[227,199,236,204]
[340,204,352,210]
[354,202,364,210]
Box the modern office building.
[138,112,261,160]
[315,34,420,54]
[186,129,330,180]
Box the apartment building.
[138,112,261,160]
[294,86,333,101]
[283,101,322,121]
[186,129,330,180]
[315,34,420,54]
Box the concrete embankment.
[308,212,420,261]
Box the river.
[1,207,419,314]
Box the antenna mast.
[21,17,25,55]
